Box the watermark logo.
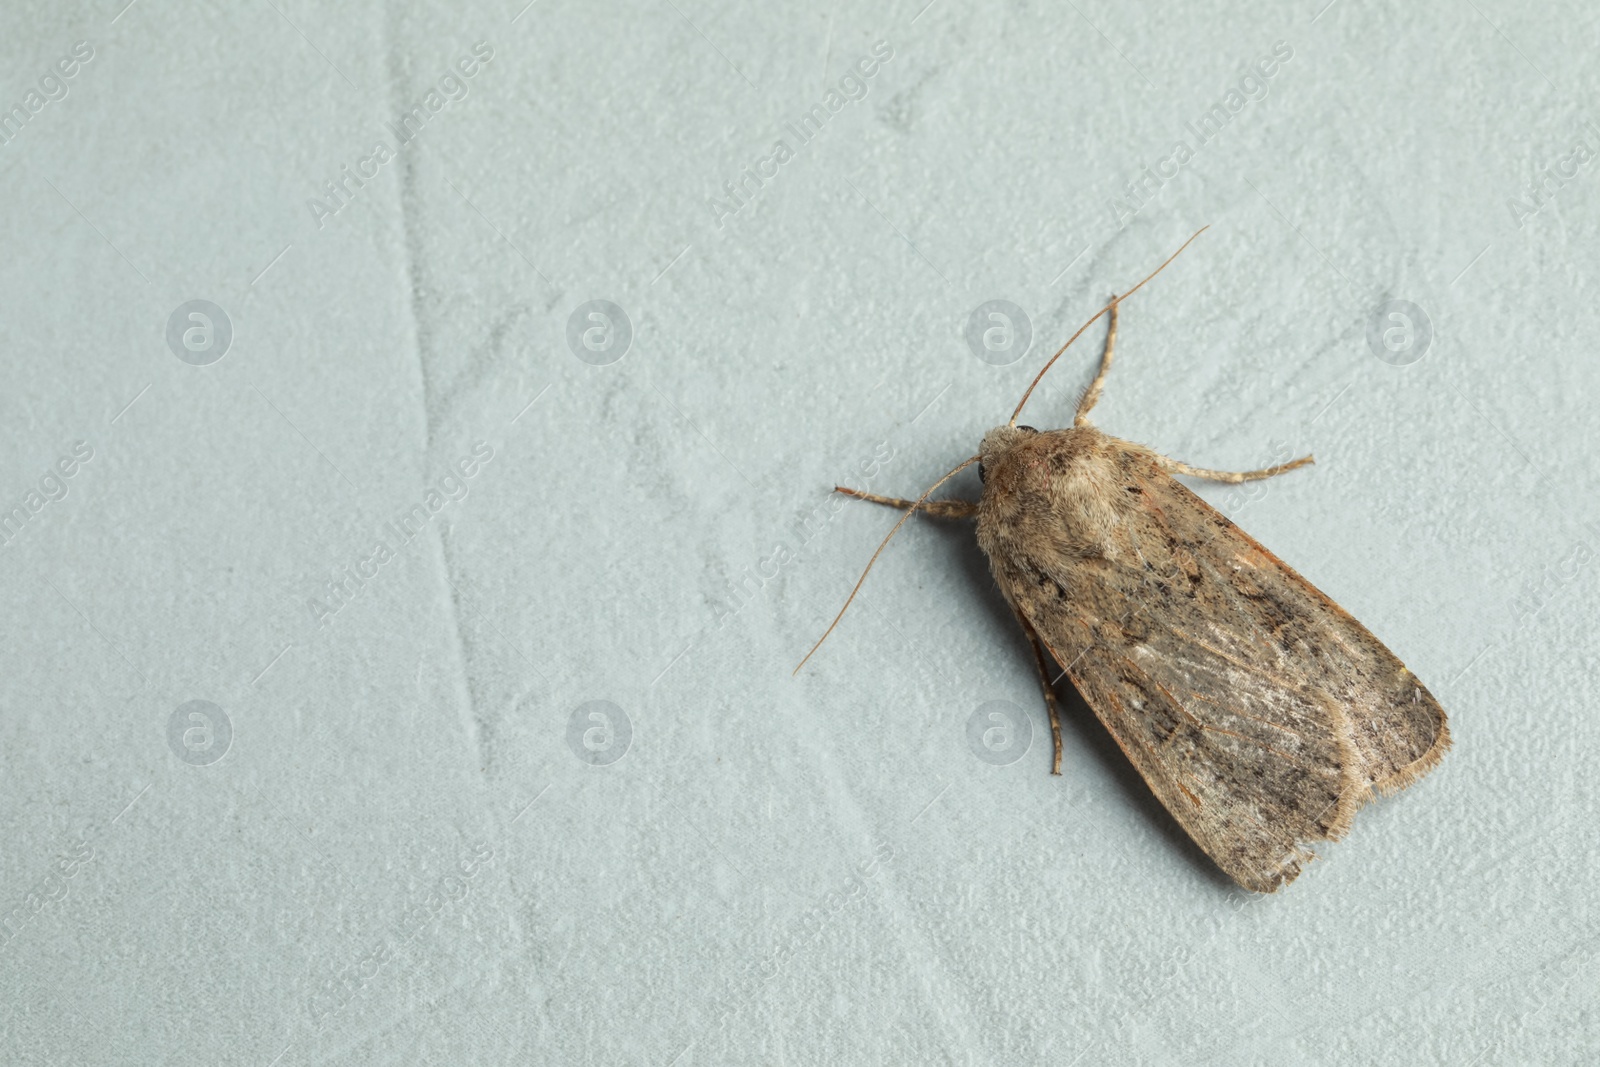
[565,300,633,366]
[964,300,1032,366]
[167,700,232,766]
[1366,298,1432,366]
[966,700,1032,765]
[566,700,631,766]
[165,300,233,366]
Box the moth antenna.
[1009,225,1209,427]
[793,454,981,675]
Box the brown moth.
[797,229,1450,893]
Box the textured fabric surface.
[2,2,1596,1063]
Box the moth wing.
[1004,458,1448,892]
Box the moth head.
[977,424,1037,483]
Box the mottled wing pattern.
[985,435,1449,892]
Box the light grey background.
[2,1,1596,1064]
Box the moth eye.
[978,462,986,484]
[1019,425,1038,433]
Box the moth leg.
[1073,294,1120,426]
[1156,453,1314,484]
[1017,615,1065,776]
[833,486,978,519]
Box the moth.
[798,229,1450,892]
